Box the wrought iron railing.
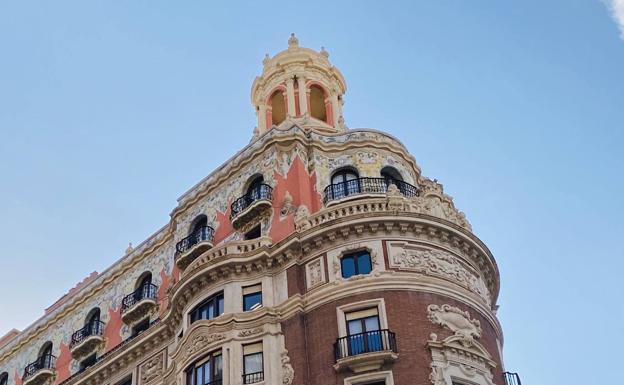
[23,354,56,378]
[70,321,105,348]
[176,225,215,254]
[121,283,158,313]
[242,371,264,384]
[503,372,522,385]
[334,329,397,361]
[323,177,418,204]
[231,184,273,219]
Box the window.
[0,372,8,385]
[190,292,224,324]
[190,215,208,234]
[244,225,261,240]
[345,308,382,356]
[186,351,222,385]
[242,284,263,311]
[85,308,101,336]
[341,250,372,278]
[38,341,54,368]
[329,168,360,200]
[242,343,264,384]
[132,318,150,337]
[79,354,97,372]
[116,376,132,385]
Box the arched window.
[341,250,372,279]
[270,90,286,125]
[309,85,327,122]
[186,351,223,385]
[380,166,403,185]
[328,168,360,200]
[189,215,208,235]
[85,308,101,335]
[189,292,224,324]
[38,341,54,368]
[0,372,8,385]
[136,272,152,290]
[246,175,265,201]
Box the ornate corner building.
[0,35,522,385]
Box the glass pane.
[357,253,372,274]
[214,355,222,378]
[364,316,380,331]
[347,319,363,335]
[196,366,203,385]
[217,296,224,316]
[243,292,263,311]
[203,361,211,384]
[244,352,263,374]
[341,256,355,278]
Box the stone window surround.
[328,240,384,282]
[343,370,395,385]
[335,298,389,338]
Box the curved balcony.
[323,177,418,205]
[121,284,158,326]
[23,354,56,385]
[230,184,273,230]
[69,321,105,359]
[333,329,398,373]
[175,225,215,270]
[503,372,522,385]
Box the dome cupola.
[251,34,347,136]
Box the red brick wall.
[282,290,503,385]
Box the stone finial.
[126,242,134,254]
[288,33,299,48]
[320,46,329,58]
[262,54,270,66]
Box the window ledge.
[334,350,398,373]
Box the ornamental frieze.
[389,243,491,305]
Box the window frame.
[343,370,395,385]
[242,284,263,312]
[189,291,225,324]
[242,342,264,384]
[340,250,373,278]
[185,350,223,385]
[336,298,389,339]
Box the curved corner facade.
[0,36,512,385]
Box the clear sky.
[1,1,623,384]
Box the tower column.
[285,78,296,117]
[257,104,267,133]
[297,75,307,116]
[330,94,341,127]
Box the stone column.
[330,94,341,127]
[257,104,267,133]
[285,78,296,117]
[297,75,307,116]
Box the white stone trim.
[335,298,388,338]
[343,370,395,385]
[305,256,326,289]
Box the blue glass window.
[341,251,372,278]
[190,292,224,324]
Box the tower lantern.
[251,34,347,136]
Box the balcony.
[175,225,215,270]
[333,329,398,373]
[230,184,273,230]
[23,354,56,385]
[121,283,158,326]
[323,178,418,205]
[503,372,522,385]
[242,372,264,384]
[70,321,106,359]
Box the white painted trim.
[336,298,388,338]
[344,370,395,385]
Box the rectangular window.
[341,250,372,278]
[190,292,225,324]
[242,284,263,311]
[116,376,132,385]
[131,318,150,337]
[186,351,222,385]
[244,225,261,240]
[79,354,97,372]
[242,342,264,384]
[345,308,382,356]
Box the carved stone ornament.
[280,190,296,217]
[390,245,491,305]
[306,258,324,288]
[294,205,311,231]
[427,304,481,346]
[140,353,164,384]
[409,178,472,230]
[237,328,264,337]
[182,333,226,362]
[281,350,295,385]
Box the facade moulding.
[170,125,420,219]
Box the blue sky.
[1,1,623,384]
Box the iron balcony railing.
[121,283,158,313]
[23,353,56,378]
[323,177,419,204]
[70,320,105,348]
[175,225,215,254]
[334,329,397,361]
[230,184,273,220]
[503,372,522,385]
[242,371,264,384]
